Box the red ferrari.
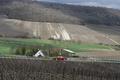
[53,56,67,60]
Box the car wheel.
[55,58,58,60]
[64,58,66,60]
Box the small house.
[61,49,76,57]
[34,50,49,57]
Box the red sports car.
[53,56,67,60]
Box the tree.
[15,48,22,55]
[50,52,60,57]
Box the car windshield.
[57,56,63,57]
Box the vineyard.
[0,17,120,45]
[0,58,120,80]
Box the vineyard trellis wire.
[0,58,120,80]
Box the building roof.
[63,49,76,54]
[34,50,49,57]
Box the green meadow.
[0,37,116,54]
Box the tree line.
[0,0,120,26]
[10,44,62,56]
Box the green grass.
[0,37,117,54]
[0,43,19,54]
[66,47,93,52]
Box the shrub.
[72,55,79,58]
[15,48,22,55]
[0,34,3,37]
[50,52,60,57]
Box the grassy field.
[0,37,117,54]
[0,43,19,54]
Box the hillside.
[0,17,120,45]
[0,0,120,45]
[0,0,120,25]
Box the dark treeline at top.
[1,0,120,26]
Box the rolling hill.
[0,16,120,45]
[0,0,120,45]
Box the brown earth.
[77,48,120,59]
[82,48,120,52]
[77,49,120,59]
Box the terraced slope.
[0,17,120,45]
